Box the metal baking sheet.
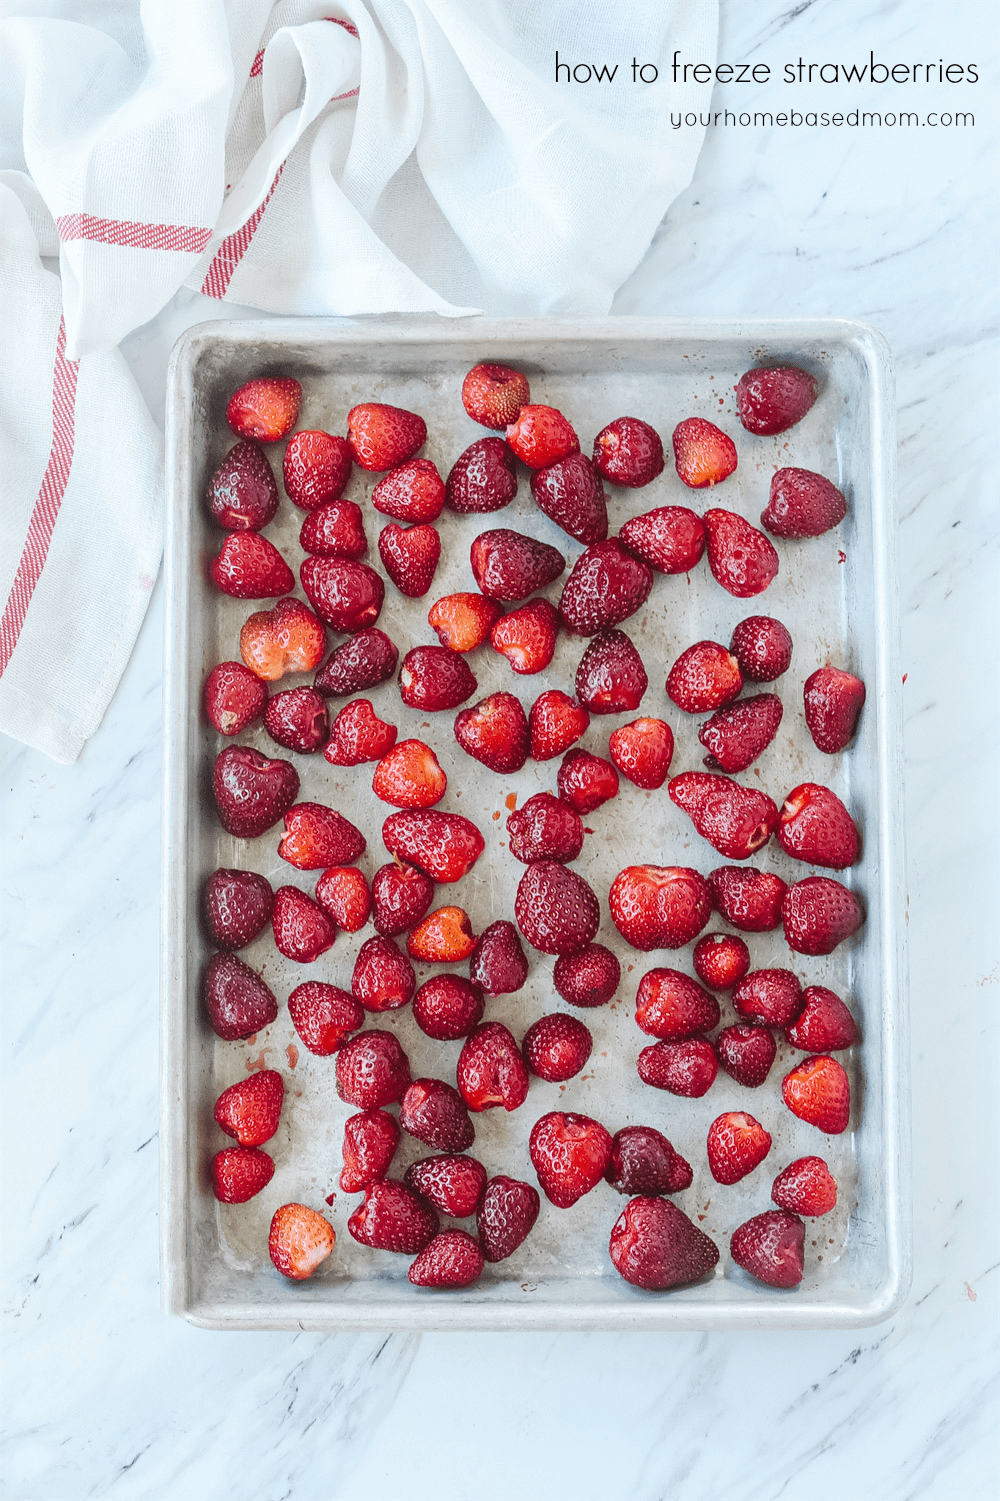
[161,316,909,1330]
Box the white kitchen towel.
[0,0,717,762]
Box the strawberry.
[204,868,273,950]
[619,506,706,574]
[347,402,426,471]
[264,687,329,754]
[608,717,674,789]
[733,968,803,1028]
[278,803,365,870]
[506,405,580,469]
[672,417,737,488]
[669,770,780,860]
[762,467,847,539]
[239,596,327,681]
[399,645,477,711]
[530,453,609,544]
[707,1110,772,1184]
[470,528,566,601]
[522,1013,593,1082]
[272,885,337,963]
[207,440,278,530]
[699,694,783,773]
[785,985,857,1052]
[529,1111,613,1208]
[352,935,416,1012]
[730,1210,805,1288]
[735,364,817,435]
[455,691,530,773]
[378,523,441,598]
[428,591,504,652]
[371,860,435,936]
[209,532,295,599]
[476,1177,540,1261]
[636,1037,718,1097]
[211,1147,274,1203]
[300,499,367,559]
[324,698,397,765]
[692,932,750,990]
[288,981,364,1055]
[405,1154,487,1218]
[490,598,559,675]
[401,1078,475,1151]
[715,1025,777,1088]
[604,1127,693,1196]
[382,810,485,883]
[408,906,478,963]
[445,437,518,513]
[666,640,742,713]
[528,689,589,760]
[730,616,793,683]
[782,1054,851,1133]
[557,748,620,814]
[314,865,371,932]
[313,628,399,697]
[226,377,301,442]
[340,1108,401,1192]
[553,943,620,1008]
[783,876,864,955]
[608,1197,719,1290]
[372,459,445,522]
[457,1022,529,1112]
[592,415,664,488]
[335,1029,411,1107]
[300,556,384,632]
[214,1069,284,1146]
[803,668,866,753]
[468,920,529,996]
[634,968,720,1041]
[507,792,584,864]
[372,739,447,809]
[347,1179,438,1253]
[462,362,530,429]
[412,974,484,1040]
[203,661,268,736]
[204,953,278,1040]
[283,429,352,509]
[704,508,779,597]
[771,1156,838,1216]
[778,783,859,868]
[514,860,601,955]
[708,865,787,932]
[269,1203,335,1280]
[409,1231,485,1288]
[609,865,712,951]
[575,629,648,714]
[213,745,299,838]
[558,539,653,636]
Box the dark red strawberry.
[405,1154,487,1218]
[372,739,447,809]
[619,506,706,573]
[553,943,620,1008]
[522,1013,593,1082]
[803,668,866,753]
[207,440,279,530]
[347,403,426,471]
[348,1179,438,1253]
[692,932,750,989]
[575,629,648,714]
[730,616,793,683]
[399,645,477,711]
[300,499,367,558]
[771,1156,838,1216]
[476,1177,540,1261]
[672,417,737,488]
[313,629,399,697]
[715,1025,777,1088]
[213,745,299,838]
[528,689,589,760]
[288,981,364,1055]
[506,405,579,469]
[372,458,445,522]
[268,1203,335,1280]
[709,865,787,931]
[314,865,371,931]
[352,935,416,1012]
[455,692,530,773]
[324,698,397,765]
[782,1054,850,1132]
[214,1069,283,1146]
[335,1029,411,1107]
[636,1037,718,1097]
[264,687,329,754]
[608,717,674,789]
[340,1108,401,1192]
[707,1110,772,1184]
[428,591,504,651]
[592,416,664,488]
[408,905,478,964]
[462,362,530,429]
[514,860,601,955]
[412,975,484,1040]
[605,1127,693,1196]
[278,803,365,870]
[283,429,352,509]
[226,376,300,442]
[468,920,529,996]
[735,364,817,435]
[761,467,847,538]
[209,533,295,599]
[490,599,559,675]
[204,953,278,1041]
[634,968,720,1041]
[470,528,565,601]
[785,986,857,1052]
[699,694,783,772]
[408,1232,484,1287]
[558,539,653,636]
[557,748,619,814]
[204,868,273,950]
[371,860,435,936]
[609,1197,719,1289]
[211,1147,275,1203]
[272,885,337,962]
[401,1079,475,1151]
[300,556,384,632]
[778,783,859,868]
[733,968,803,1028]
[529,1111,613,1208]
[457,1022,529,1112]
[507,792,584,863]
[704,509,779,597]
[731,1210,805,1287]
[530,454,608,544]
[378,523,440,598]
[783,877,864,955]
[609,865,712,950]
[666,640,742,713]
[203,661,268,736]
[669,771,780,860]
[239,596,327,682]
[382,810,485,883]
[445,437,518,513]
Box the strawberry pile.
[200,362,864,1292]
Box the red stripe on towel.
[56,213,211,254]
[200,164,286,300]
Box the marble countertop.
[3,2,996,1498]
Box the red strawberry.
[314,865,371,932]
[618,505,706,573]
[704,509,779,598]
[409,1231,485,1288]
[731,1210,805,1288]
[530,454,609,544]
[372,739,447,808]
[313,629,399,697]
[476,1177,540,1261]
[269,1203,335,1280]
[300,499,367,558]
[666,641,742,713]
[762,467,847,539]
[207,440,279,530]
[575,629,648,714]
[211,1147,274,1203]
[203,661,268,736]
[609,865,712,951]
[272,885,337,962]
[214,1069,284,1146]
[399,645,477,711]
[378,523,441,598]
[514,860,601,955]
[506,405,579,469]
[371,860,435,936]
[709,865,787,932]
[692,932,750,990]
[462,362,530,429]
[348,1179,438,1253]
[470,528,566,601]
[372,458,445,522]
[557,748,619,814]
[428,591,504,651]
[592,416,664,488]
[226,377,300,442]
[213,745,299,838]
[803,668,866,753]
[413,975,484,1040]
[324,698,397,765]
[264,686,329,754]
[771,1156,838,1216]
[405,1155,487,1218]
[672,417,737,488]
[279,803,365,870]
[634,968,720,1041]
[352,935,416,1012]
[455,692,530,773]
[204,954,278,1041]
[445,437,518,513]
[490,598,559,675]
[209,533,295,599]
[283,429,352,509]
[558,539,653,636]
[528,689,589,760]
[288,981,364,1055]
[340,1108,401,1192]
[507,792,584,863]
[553,943,620,1008]
[699,693,783,772]
[529,1111,613,1208]
[715,1025,777,1088]
[782,1054,851,1133]
[669,770,780,860]
[300,556,384,632]
[204,868,273,950]
[609,1197,719,1289]
[239,596,327,681]
[457,1022,529,1112]
[468,920,529,996]
[401,1079,475,1151]
[636,1037,718,1097]
[382,810,485,883]
[604,1127,693,1196]
[733,968,803,1028]
[785,986,857,1052]
[522,1013,593,1082]
[335,1029,411,1107]
[778,783,859,868]
[730,616,793,683]
[735,365,817,435]
[707,1110,772,1184]
[408,906,478,963]
[783,877,864,955]
[347,403,426,471]
[608,717,674,789]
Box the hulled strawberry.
[399,645,477,711]
[803,668,866,753]
[782,1054,851,1133]
[371,860,435,936]
[733,968,803,1028]
[457,1022,529,1112]
[204,953,278,1040]
[335,1029,411,1107]
[428,591,504,652]
[445,437,518,513]
[272,885,337,962]
[412,975,485,1040]
[371,739,447,809]
[347,402,426,471]
[771,1156,838,1216]
[514,860,601,955]
[730,615,793,683]
[604,1127,693,1196]
[785,986,857,1052]
[405,1154,488,1218]
[558,539,653,636]
[283,429,352,509]
[288,981,365,1055]
[278,803,365,870]
[608,717,674,789]
[699,694,783,772]
[666,640,742,713]
[314,865,371,931]
[476,1176,541,1261]
[372,458,445,522]
[400,1078,475,1152]
[207,440,278,530]
[407,906,478,963]
[762,467,847,538]
[470,528,565,601]
[634,968,720,1041]
[609,1197,719,1289]
[619,505,706,574]
[214,1069,283,1146]
[209,533,295,599]
[669,771,780,860]
[300,556,384,632]
[704,508,779,598]
[507,792,584,863]
[553,943,620,1008]
[592,416,664,488]
[226,376,301,442]
[462,363,530,430]
[730,1210,805,1288]
[707,1110,772,1184]
[455,692,530,773]
[313,629,399,698]
[300,499,367,559]
[378,523,440,598]
[264,687,329,754]
[558,748,619,814]
[240,596,326,681]
[204,868,274,950]
[636,1037,718,1097]
[529,1111,613,1208]
[708,865,787,932]
[530,453,609,544]
[735,364,817,435]
[715,1025,777,1088]
[692,932,750,990]
[528,689,589,760]
[203,661,268,736]
[352,935,416,1012]
[324,698,397,765]
[490,599,559,675]
[506,405,580,469]
[340,1108,401,1192]
[778,783,859,868]
[409,1231,485,1288]
[212,1147,275,1203]
[672,417,737,488]
[608,865,712,950]
[382,810,485,883]
[522,1013,593,1082]
[782,876,864,955]
[213,745,299,838]
[269,1204,335,1280]
[468,920,529,996]
[575,629,648,714]
[347,1179,438,1253]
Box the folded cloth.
[0,0,717,762]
